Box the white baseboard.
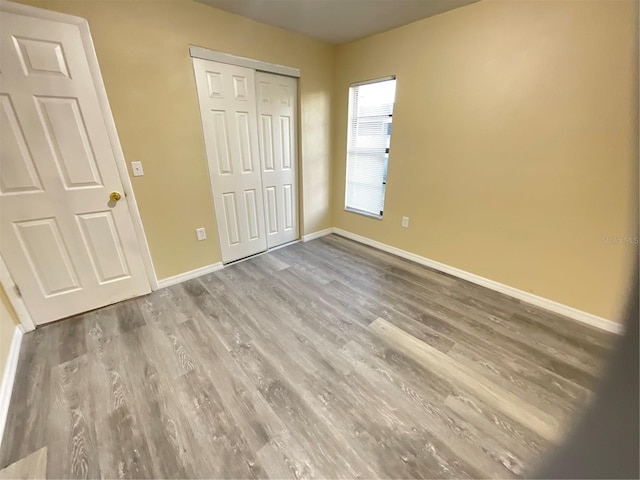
[302,228,334,242]
[156,262,224,289]
[0,326,24,451]
[333,228,623,335]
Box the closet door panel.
[193,59,267,263]
[255,72,299,248]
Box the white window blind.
[345,77,396,217]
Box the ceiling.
[195,0,480,44]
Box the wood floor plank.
[387,297,591,406]
[318,235,457,289]
[91,303,126,341]
[46,354,100,479]
[82,309,159,479]
[100,404,157,479]
[316,236,605,384]
[115,299,147,334]
[195,278,382,477]
[168,285,325,478]
[256,443,296,480]
[53,315,88,366]
[392,291,599,389]
[115,328,198,479]
[340,333,551,463]
[517,303,615,345]
[230,341,378,479]
[508,312,613,357]
[446,340,590,418]
[210,266,511,478]
[369,318,563,443]
[0,327,56,469]
[0,235,615,478]
[134,312,195,379]
[176,314,320,478]
[271,245,339,285]
[443,395,538,469]
[281,250,583,416]
[243,260,458,405]
[174,368,267,479]
[228,248,588,468]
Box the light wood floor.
[0,235,615,478]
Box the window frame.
[344,75,397,220]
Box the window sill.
[345,207,383,220]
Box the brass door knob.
[110,191,122,202]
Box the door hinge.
[15,285,21,297]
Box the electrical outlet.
[131,161,144,176]
[401,216,410,228]
[196,227,206,241]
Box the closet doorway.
[192,52,299,264]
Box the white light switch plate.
[401,216,410,228]
[131,161,144,176]
[196,227,206,241]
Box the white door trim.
[189,46,300,78]
[0,256,35,332]
[0,0,158,295]
[0,324,23,451]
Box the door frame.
[189,46,303,255]
[0,255,35,332]
[0,0,158,328]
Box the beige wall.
[18,0,335,280]
[332,0,638,321]
[11,0,636,321]
[0,285,19,327]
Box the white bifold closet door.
[192,59,267,263]
[192,59,299,264]
[255,72,298,248]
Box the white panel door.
[255,72,299,248]
[0,10,150,325]
[193,59,267,263]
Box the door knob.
[110,191,122,202]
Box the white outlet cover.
[131,161,144,176]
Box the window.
[345,76,396,218]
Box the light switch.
[131,161,144,177]
[196,228,206,241]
